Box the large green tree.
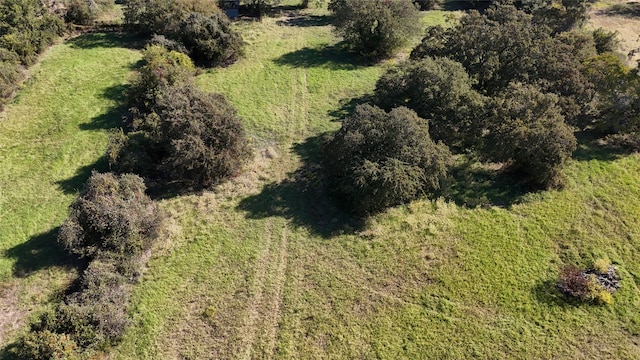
[329,0,421,59]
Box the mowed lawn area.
[2,5,640,359]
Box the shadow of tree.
[4,227,82,278]
[276,14,331,27]
[600,2,640,17]
[56,158,110,195]
[67,32,145,50]
[532,279,580,308]
[273,42,370,70]
[79,83,131,131]
[0,342,21,360]
[440,158,529,208]
[327,94,374,121]
[572,130,625,162]
[237,134,363,238]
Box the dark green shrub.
[177,12,244,67]
[126,45,195,116]
[374,57,485,149]
[17,330,80,360]
[123,0,219,35]
[410,3,596,125]
[413,0,438,10]
[583,52,640,135]
[0,0,66,65]
[64,0,98,25]
[109,84,251,191]
[323,104,452,215]
[57,172,163,259]
[484,83,577,188]
[592,27,620,54]
[328,0,421,59]
[149,34,189,54]
[0,48,23,109]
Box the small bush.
[149,34,189,54]
[323,104,452,215]
[57,172,163,259]
[64,0,98,25]
[558,263,620,304]
[17,330,80,360]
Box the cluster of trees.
[123,0,244,67]
[325,1,640,215]
[18,173,164,359]
[107,45,251,193]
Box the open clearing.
[1,3,640,359]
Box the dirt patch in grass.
[589,3,640,67]
[0,284,26,346]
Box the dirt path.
[0,284,26,347]
[589,2,640,67]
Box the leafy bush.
[109,84,251,191]
[64,0,95,25]
[126,45,196,116]
[323,104,452,215]
[177,12,244,67]
[123,0,219,35]
[328,0,421,59]
[373,56,485,149]
[0,48,23,109]
[483,83,576,188]
[17,330,80,360]
[0,0,66,65]
[149,34,189,54]
[57,172,163,259]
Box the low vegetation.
[2,1,640,359]
[17,173,164,358]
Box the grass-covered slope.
[1,6,640,359]
[0,33,141,346]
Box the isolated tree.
[484,83,577,188]
[323,105,452,214]
[177,12,244,67]
[329,0,421,59]
[57,172,163,259]
[374,56,485,149]
[109,84,251,191]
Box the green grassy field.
[2,4,640,359]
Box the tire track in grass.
[238,221,289,360]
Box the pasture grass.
[1,5,640,360]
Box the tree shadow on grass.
[440,158,530,209]
[572,130,625,162]
[327,94,374,121]
[237,134,363,238]
[273,42,371,70]
[276,14,331,27]
[4,227,82,278]
[600,2,640,17]
[56,158,110,195]
[532,279,582,308]
[67,32,145,50]
[79,83,131,131]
